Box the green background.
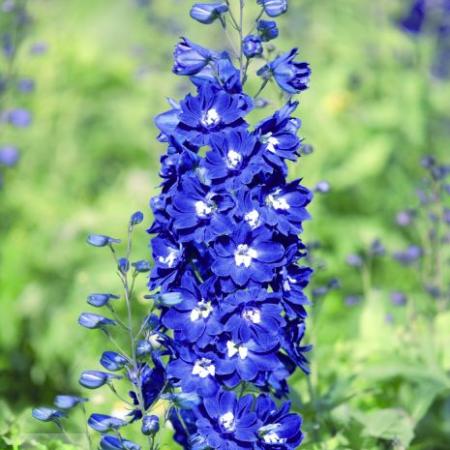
[1,0,449,448]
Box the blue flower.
[87,234,121,247]
[32,407,65,423]
[173,38,215,76]
[281,320,311,374]
[100,351,128,371]
[54,395,87,409]
[257,0,288,17]
[99,435,141,450]
[257,20,279,41]
[88,414,126,432]
[190,2,228,24]
[399,0,425,34]
[167,348,219,397]
[258,49,311,94]
[130,211,144,225]
[211,225,285,286]
[176,84,252,146]
[79,370,121,389]
[87,293,120,307]
[255,395,304,449]
[142,415,160,435]
[78,312,116,330]
[168,175,234,243]
[0,146,19,166]
[6,108,31,127]
[243,35,263,58]
[195,390,259,447]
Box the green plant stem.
[81,403,93,450]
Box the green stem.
[81,404,93,450]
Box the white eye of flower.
[267,193,290,210]
[242,307,261,324]
[201,108,220,127]
[244,209,260,229]
[259,424,286,444]
[192,358,216,378]
[219,412,236,432]
[226,149,242,169]
[195,200,213,218]
[158,249,179,268]
[226,341,248,360]
[266,136,279,153]
[190,300,213,322]
[234,244,258,268]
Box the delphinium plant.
[0,0,34,186]
[33,1,314,448]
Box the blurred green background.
[1,0,449,448]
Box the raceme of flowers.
[0,0,38,186]
[32,1,313,449]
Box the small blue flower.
[54,395,87,409]
[0,146,19,167]
[79,370,121,389]
[99,435,141,450]
[87,234,121,247]
[258,48,311,94]
[257,0,288,17]
[78,312,116,330]
[257,20,279,41]
[399,0,425,34]
[87,293,120,307]
[100,351,128,371]
[243,35,263,58]
[32,407,65,423]
[6,108,31,127]
[195,390,259,447]
[190,2,228,24]
[255,394,304,449]
[142,415,160,435]
[88,414,126,432]
[130,211,144,225]
[173,38,215,76]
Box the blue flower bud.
[162,392,201,409]
[141,415,159,435]
[6,108,32,127]
[242,35,263,58]
[54,395,87,409]
[257,0,288,17]
[190,2,228,24]
[87,234,121,247]
[88,414,126,432]
[87,293,120,307]
[257,19,279,41]
[100,351,128,371]
[79,371,121,389]
[132,260,151,273]
[390,291,407,306]
[173,37,214,76]
[78,313,116,329]
[32,407,64,422]
[17,78,35,93]
[0,146,19,167]
[130,211,144,225]
[314,180,330,193]
[151,292,184,306]
[100,435,141,450]
[118,257,129,274]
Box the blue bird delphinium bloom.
[258,48,311,94]
[190,2,229,25]
[257,0,288,17]
[243,34,263,58]
[173,38,216,76]
[78,312,116,329]
[100,351,128,371]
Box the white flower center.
[267,192,290,210]
[266,136,279,153]
[244,209,260,229]
[234,244,258,268]
[190,300,213,322]
[283,275,297,291]
[195,200,213,218]
[226,149,242,169]
[192,358,216,379]
[158,249,179,268]
[219,412,236,432]
[201,108,220,127]
[242,307,261,324]
[260,424,286,444]
[226,341,249,360]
